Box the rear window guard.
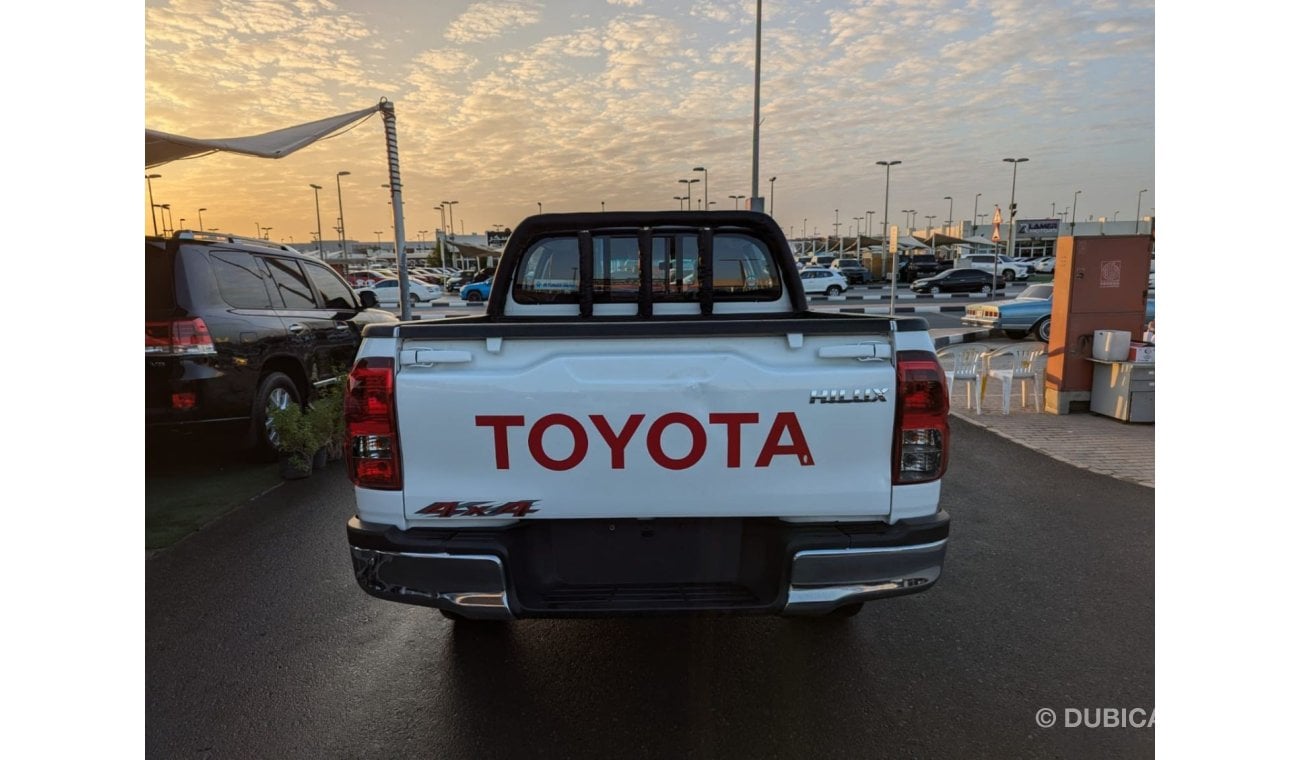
[511,226,783,317]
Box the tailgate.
[394,333,898,522]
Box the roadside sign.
[889,225,898,254]
[992,206,1003,241]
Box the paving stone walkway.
[949,382,1154,488]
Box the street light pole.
[729,194,744,209]
[1136,189,1147,233]
[693,166,708,209]
[943,196,953,232]
[973,193,981,234]
[145,174,162,236]
[1002,157,1028,263]
[853,216,863,259]
[336,170,351,259]
[1071,190,1081,235]
[197,207,207,233]
[750,0,762,204]
[160,204,172,236]
[438,204,448,267]
[678,178,698,209]
[537,201,542,214]
[769,176,777,216]
[673,196,686,210]
[443,200,459,240]
[866,211,874,242]
[309,185,324,256]
[876,159,901,314]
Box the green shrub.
[268,402,321,471]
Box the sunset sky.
[144,0,1154,247]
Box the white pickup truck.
[344,211,951,621]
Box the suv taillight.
[893,351,950,484]
[145,318,217,356]
[345,357,402,490]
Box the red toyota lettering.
[646,412,708,470]
[708,412,760,468]
[527,413,588,471]
[475,415,525,469]
[755,412,815,467]
[590,413,645,469]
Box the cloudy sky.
[144,0,1154,246]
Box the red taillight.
[145,318,216,356]
[345,357,402,490]
[171,392,197,410]
[893,350,950,485]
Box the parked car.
[955,254,1032,281]
[459,280,492,302]
[960,283,1155,342]
[1033,257,1056,274]
[830,258,872,284]
[910,268,1004,295]
[357,277,444,305]
[346,269,388,288]
[798,266,850,296]
[146,232,398,459]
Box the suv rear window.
[513,231,781,304]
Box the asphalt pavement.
[146,418,1154,759]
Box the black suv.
[898,254,950,282]
[146,232,398,459]
[830,258,872,284]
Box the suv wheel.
[826,285,843,296]
[250,372,301,462]
[1002,269,1016,281]
[465,290,484,302]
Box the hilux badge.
[809,389,889,404]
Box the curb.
[932,329,992,348]
[810,290,1023,302]
[836,305,969,315]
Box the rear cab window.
[509,230,785,315]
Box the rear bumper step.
[347,512,949,619]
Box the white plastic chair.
[936,343,991,415]
[982,342,1048,415]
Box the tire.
[979,284,993,295]
[1002,269,1016,282]
[409,292,420,306]
[929,286,941,294]
[249,371,301,462]
[465,290,484,302]
[1033,316,1052,342]
[1003,329,1028,340]
[826,285,843,296]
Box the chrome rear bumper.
[348,513,949,620]
[782,539,948,615]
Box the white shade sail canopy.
[145,105,381,168]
